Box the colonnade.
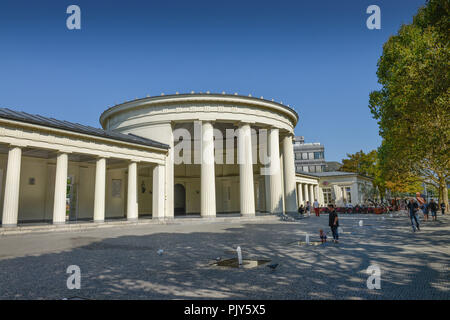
[1,145,165,227]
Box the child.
[319,229,327,243]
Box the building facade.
[296,171,373,207]
[0,93,301,227]
[0,93,372,229]
[293,136,326,174]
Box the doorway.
[174,183,186,215]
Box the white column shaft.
[53,152,68,224]
[238,123,255,216]
[201,121,216,217]
[93,157,106,222]
[304,184,309,204]
[314,185,320,205]
[152,164,165,219]
[127,162,138,220]
[309,184,315,202]
[268,128,283,214]
[297,183,303,206]
[282,135,297,213]
[2,147,22,226]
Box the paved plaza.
[0,213,449,300]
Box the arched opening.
[174,183,186,216]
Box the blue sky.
[0,0,425,161]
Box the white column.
[53,152,68,224]
[304,183,309,205]
[282,135,297,213]
[127,161,138,220]
[258,176,266,213]
[297,183,303,206]
[351,182,358,205]
[201,121,216,217]
[152,164,165,219]
[314,185,319,204]
[268,128,283,214]
[309,184,315,202]
[165,125,174,219]
[238,123,255,216]
[93,157,106,222]
[2,146,22,227]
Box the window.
[309,165,315,173]
[302,152,308,160]
[315,165,322,172]
[314,152,323,159]
[295,152,302,160]
[323,188,332,205]
[303,166,309,172]
[308,152,314,160]
[346,187,352,203]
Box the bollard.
[236,246,243,265]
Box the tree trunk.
[443,183,449,214]
[438,177,449,214]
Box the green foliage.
[368,0,449,210]
[340,150,386,199]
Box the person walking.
[429,199,438,221]
[328,204,339,243]
[422,200,429,222]
[306,201,311,217]
[407,198,420,232]
[313,199,320,217]
[441,202,446,215]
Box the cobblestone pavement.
[0,213,449,300]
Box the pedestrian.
[428,199,438,221]
[407,198,420,232]
[313,199,320,217]
[441,202,446,215]
[319,229,327,243]
[328,204,339,243]
[422,200,429,222]
[306,201,311,216]
[298,204,305,215]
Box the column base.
[241,213,256,217]
[1,224,17,228]
[127,217,138,222]
[94,219,105,223]
[53,221,66,226]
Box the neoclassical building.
[0,93,300,227]
[0,93,373,228]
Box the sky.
[0,0,426,161]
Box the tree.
[339,150,386,200]
[369,0,449,212]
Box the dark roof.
[0,108,169,150]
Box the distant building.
[325,161,342,172]
[293,136,325,173]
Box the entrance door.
[174,183,186,215]
[222,181,232,213]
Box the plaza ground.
[0,213,449,300]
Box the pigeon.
[157,249,164,255]
[215,257,221,261]
[267,263,279,271]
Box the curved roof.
[99,92,299,128]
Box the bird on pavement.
[267,263,279,271]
